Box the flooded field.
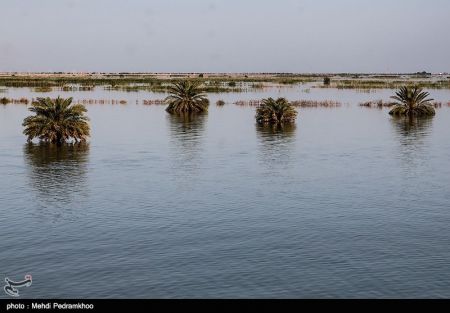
[1,85,450,298]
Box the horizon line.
[0,71,447,75]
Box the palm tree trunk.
[56,134,64,146]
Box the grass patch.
[0,97,29,105]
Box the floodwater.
[1,86,450,298]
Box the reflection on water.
[390,117,434,171]
[1,86,450,298]
[391,116,433,144]
[24,143,90,214]
[166,113,207,176]
[256,124,297,169]
[256,123,297,138]
[167,112,207,134]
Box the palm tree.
[165,81,209,114]
[389,86,435,117]
[23,97,90,144]
[255,97,298,124]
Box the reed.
[1,73,449,91]
[234,100,262,106]
[73,99,129,105]
[331,80,450,90]
[234,99,342,108]
[0,97,29,105]
[359,100,396,108]
[291,100,341,108]
[360,99,443,109]
[0,74,322,90]
[143,99,166,105]
[251,83,265,89]
[431,102,442,108]
[33,86,53,93]
[17,98,29,104]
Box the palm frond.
[256,97,298,124]
[165,81,209,114]
[389,86,435,117]
[23,96,90,144]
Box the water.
[1,86,450,298]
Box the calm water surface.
[1,86,450,298]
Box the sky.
[1,0,449,73]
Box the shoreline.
[0,72,449,91]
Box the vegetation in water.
[23,97,90,144]
[255,97,298,125]
[1,97,29,105]
[1,73,449,91]
[389,87,436,117]
[143,99,166,105]
[359,100,396,108]
[33,86,53,93]
[324,79,450,90]
[1,97,11,104]
[165,81,209,114]
[0,72,351,92]
[235,99,341,108]
[291,100,341,108]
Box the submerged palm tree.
[255,97,298,124]
[389,86,435,117]
[23,97,90,144]
[165,81,209,114]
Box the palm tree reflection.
[256,123,297,169]
[24,143,90,212]
[166,113,207,177]
[391,116,433,144]
[390,116,434,170]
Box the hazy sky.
[1,0,449,73]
